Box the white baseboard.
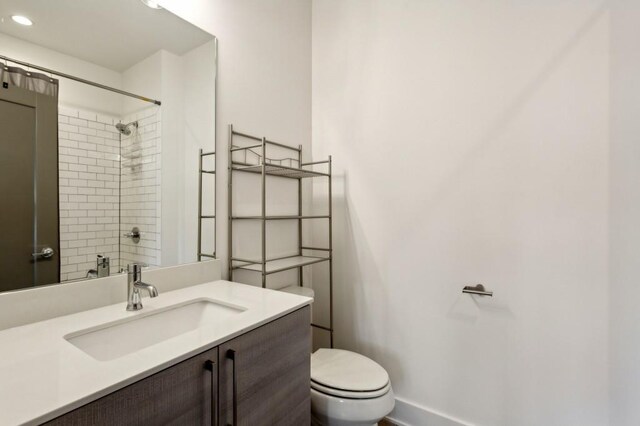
[386,397,475,426]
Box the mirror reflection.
[0,0,217,292]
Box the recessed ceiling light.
[11,15,33,26]
[140,0,163,9]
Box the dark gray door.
[0,85,59,291]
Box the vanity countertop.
[0,280,312,426]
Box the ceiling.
[0,0,214,72]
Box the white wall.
[610,1,640,425]
[312,1,609,425]
[160,0,312,280]
[159,50,186,266]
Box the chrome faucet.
[87,255,110,279]
[126,263,158,311]
[96,255,110,278]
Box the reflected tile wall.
[58,106,121,281]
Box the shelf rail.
[197,149,216,261]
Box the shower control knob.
[123,227,141,244]
[32,247,55,259]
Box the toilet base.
[310,386,395,426]
[311,414,377,426]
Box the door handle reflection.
[32,247,55,259]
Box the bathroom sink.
[65,299,246,361]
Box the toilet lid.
[311,378,391,399]
[311,349,389,392]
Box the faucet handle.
[126,263,147,272]
[126,263,147,281]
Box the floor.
[379,420,399,426]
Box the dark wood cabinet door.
[219,307,311,426]
[45,347,219,426]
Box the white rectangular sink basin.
[65,298,246,361]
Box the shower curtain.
[0,65,58,97]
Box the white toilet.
[310,348,395,426]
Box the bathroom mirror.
[0,0,217,292]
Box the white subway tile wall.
[57,105,162,281]
[58,106,121,281]
[120,107,162,268]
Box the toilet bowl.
[310,348,395,426]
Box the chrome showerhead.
[115,121,138,136]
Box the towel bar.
[462,284,493,297]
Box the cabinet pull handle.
[226,349,237,426]
[205,360,218,426]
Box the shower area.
[57,104,162,282]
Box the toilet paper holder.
[462,284,493,297]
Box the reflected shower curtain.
[0,64,59,97]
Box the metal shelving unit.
[197,149,216,260]
[228,124,334,347]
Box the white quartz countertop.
[0,280,312,426]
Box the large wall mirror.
[0,0,217,292]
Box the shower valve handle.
[123,227,141,244]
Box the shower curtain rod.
[0,54,161,106]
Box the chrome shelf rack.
[227,124,334,347]
[197,149,216,260]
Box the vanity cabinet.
[45,306,310,426]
